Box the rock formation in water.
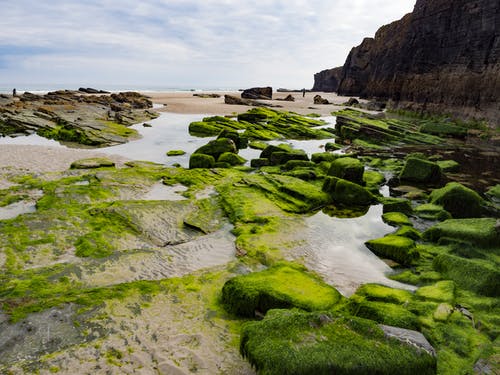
[312,67,343,92]
[315,0,500,124]
[241,87,273,100]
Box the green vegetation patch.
[382,212,413,227]
[70,158,116,169]
[429,182,485,218]
[166,149,186,156]
[436,160,460,173]
[240,309,437,375]
[189,153,215,169]
[217,152,246,166]
[382,198,413,215]
[414,204,451,221]
[365,235,418,266]
[354,284,414,305]
[322,177,375,206]
[327,157,364,184]
[415,281,456,304]
[399,157,442,184]
[423,218,499,248]
[221,263,342,317]
[395,226,422,240]
[193,138,238,160]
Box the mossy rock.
[249,140,268,150]
[269,150,309,166]
[419,122,467,138]
[237,107,279,123]
[166,149,186,156]
[188,120,221,136]
[423,218,499,248]
[70,158,115,169]
[189,154,215,169]
[414,204,451,221]
[363,170,386,192]
[217,152,246,166]
[250,158,270,168]
[485,184,500,204]
[327,157,364,184]
[354,284,414,305]
[382,212,412,227]
[323,177,375,206]
[415,281,456,304]
[429,182,485,218]
[311,152,341,163]
[325,142,342,151]
[436,160,460,173]
[240,310,437,375]
[432,303,453,322]
[217,128,248,149]
[399,157,442,184]
[193,138,237,160]
[260,144,292,159]
[395,226,422,240]
[433,254,500,296]
[365,235,418,266]
[348,297,420,330]
[282,160,316,171]
[382,198,413,216]
[214,161,231,168]
[221,263,342,317]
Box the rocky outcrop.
[0,91,158,146]
[241,87,272,100]
[316,0,500,125]
[312,67,343,92]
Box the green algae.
[382,212,413,227]
[166,150,186,156]
[382,198,413,215]
[322,177,375,206]
[327,157,364,184]
[429,182,485,218]
[423,218,499,248]
[221,262,342,317]
[416,281,456,304]
[240,309,437,375]
[189,153,215,169]
[365,235,418,266]
[395,226,422,240]
[414,204,452,221]
[400,157,442,184]
[217,152,246,166]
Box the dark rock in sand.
[241,87,272,100]
[276,94,295,102]
[193,93,221,98]
[344,98,359,107]
[78,87,110,94]
[313,95,330,105]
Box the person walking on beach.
[302,88,306,97]
[12,88,16,97]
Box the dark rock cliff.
[316,0,500,125]
[312,67,343,92]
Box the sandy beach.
[146,91,357,116]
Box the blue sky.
[0,0,415,89]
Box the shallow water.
[297,205,416,296]
[143,183,188,201]
[0,201,37,220]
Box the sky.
[0,0,415,90]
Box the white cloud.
[0,0,415,89]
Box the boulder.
[217,129,248,149]
[313,95,330,104]
[327,157,364,184]
[193,138,237,160]
[70,158,115,169]
[217,152,246,166]
[241,87,272,100]
[323,177,375,206]
[344,97,359,106]
[224,94,250,105]
[399,157,442,184]
[189,154,215,169]
[365,235,418,265]
[428,182,485,218]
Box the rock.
[250,158,270,168]
[379,325,436,357]
[110,92,152,109]
[382,212,412,227]
[327,157,364,184]
[344,97,359,106]
[142,123,152,127]
[323,177,375,206]
[189,154,215,169]
[428,182,485,218]
[241,87,272,100]
[313,95,330,104]
[312,67,344,92]
[224,94,248,105]
[365,235,418,265]
[382,198,413,215]
[193,93,221,98]
[70,158,116,169]
[166,150,186,156]
[193,138,238,160]
[276,94,295,102]
[78,87,110,94]
[325,0,500,125]
[399,157,442,184]
[217,152,246,166]
[217,129,248,149]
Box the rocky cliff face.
[312,67,343,92]
[318,0,500,125]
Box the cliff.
[317,0,500,125]
[312,67,343,92]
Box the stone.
[313,95,330,104]
[70,158,115,169]
[344,98,359,106]
[241,87,272,100]
[312,67,343,92]
[189,154,215,169]
[379,325,436,357]
[399,157,442,184]
[428,182,485,218]
[193,138,238,160]
[327,157,364,184]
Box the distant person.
[302,88,306,97]
[12,88,17,97]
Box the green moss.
[354,284,414,305]
[429,182,485,218]
[395,226,422,240]
[74,232,113,258]
[322,177,375,206]
[221,263,343,317]
[382,212,412,227]
[311,152,341,163]
[363,170,386,192]
[436,160,460,173]
[365,235,418,266]
[415,281,456,304]
[70,158,115,169]
[414,204,451,221]
[485,184,500,203]
[433,254,499,296]
[166,150,186,156]
[423,218,499,248]
[399,158,442,184]
[327,157,364,184]
[382,198,413,216]
[240,309,437,375]
[37,125,100,146]
[419,122,467,138]
[217,152,246,166]
[249,140,268,150]
[189,153,215,169]
[194,138,237,159]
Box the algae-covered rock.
[193,138,238,160]
[382,198,413,215]
[189,154,215,169]
[322,177,375,206]
[327,157,364,184]
[240,310,437,375]
[270,150,309,166]
[414,203,452,221]
[395,226,422,240]
[485,184,500,204]
[365,235,418,266]
[354,284,414,305]
[382,212,413,227]
[70,158,115,169]
[311,152,340,164]
[423,218,499,248]
[166,149,186,156]
[436,160,460,173]
[399,157,442,184]
[433,254,500,297]
[250,158,270,168]
[259,144,292,159]
[415,281,456,304]
[217,152,246,166]
[217,128,248,149]
[429,182,485,218]
[221,263,342,317]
